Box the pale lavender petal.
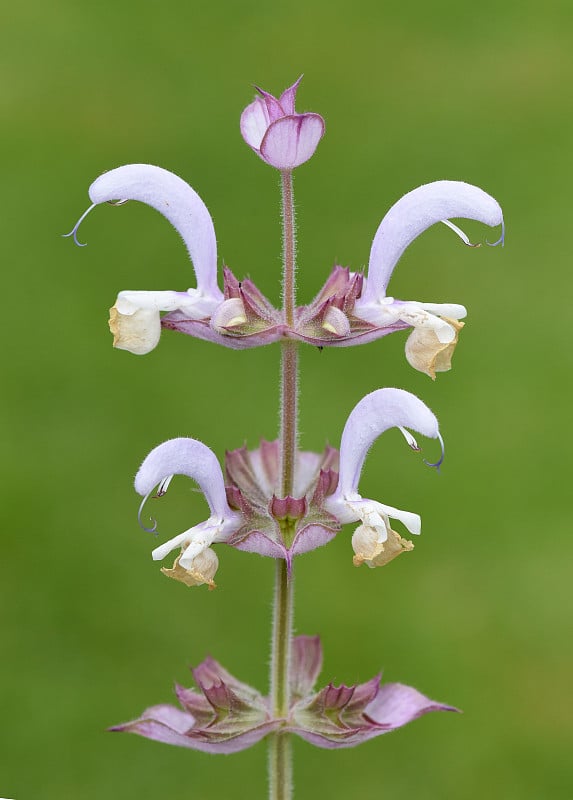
[134,438,231,520]
[89,164,222,301]
[260,114,325,169]
[360,180,504,304]
[240,97,270,150]
[364,683,459,727]
[333,389,439,499]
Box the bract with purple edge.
[112,636,457,753]
[240,76,325,169]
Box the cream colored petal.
[352,525,414,568]
[109,305,161,355]
[405,317,464,379]
[161,548,219,589]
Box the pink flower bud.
[240,77,325,170]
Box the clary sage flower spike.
[67,78,498,786]
[136,388,441,586]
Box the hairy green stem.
[269,169,298,800]
[269,560,294,800]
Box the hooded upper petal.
[136,438,231,520]
[89,164,223,302]
[135,438,242,572]
[358,180,504,305]
[331,388,439,501]
[324,389,439,550]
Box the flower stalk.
[269,560,294,800]
[270,168,299,799]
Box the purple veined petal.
[359,180,504,305]
[240,96,271,150]
[89,164,223,302]
[278,75,303,115]
[135,438,233,522]
[260,114,325,169]
[332,388,439,501]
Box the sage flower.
[292,180,504,376]
[324,387,442,567]
[135,438,242,587]
[64,164,225,355]
[351,180,504,375]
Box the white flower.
[324,388,442,563]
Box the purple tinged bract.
[240,77,325,169]
[111,635,457,752]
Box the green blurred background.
[2,0,572,797]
